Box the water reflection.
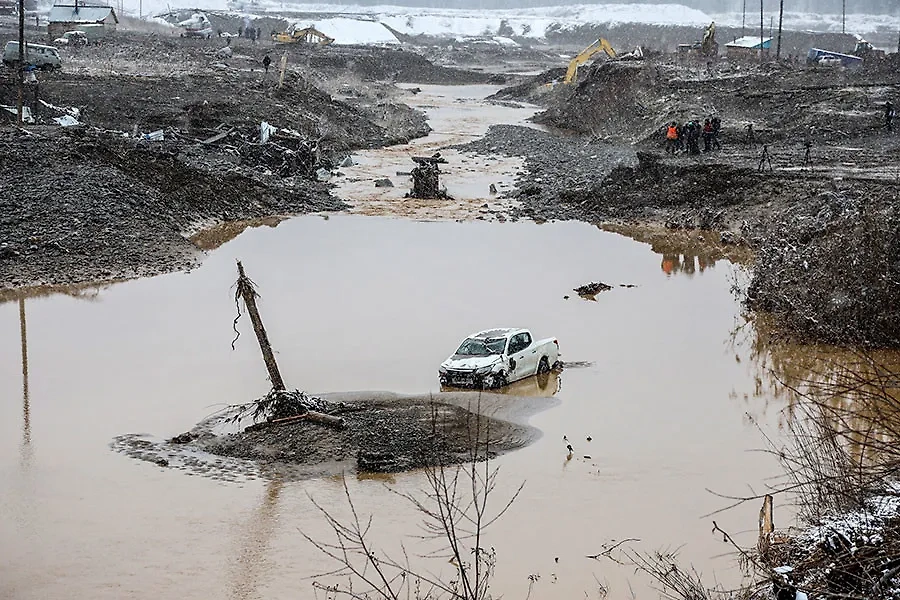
[190,217,286,252]
[19,298,32,468]
[228,477,284,600]
[660,251,717,277]
[603,224,751,278]
[731,312,900,462]
[0,281,110,305]
[440,370,561,398]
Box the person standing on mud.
[702,118,713,152]
[711,117,722,150]
[263,54,272,74]
[885,102,895,133]
[665,122,678,154]
[688,121,701,155]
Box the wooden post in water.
[235,261,286,391]
[759,0,764,63]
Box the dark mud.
[0,128,341,287]
[451,123,637,222]
[113,391,555,480]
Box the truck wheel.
[537,357,551,374]
[484,372,507,389]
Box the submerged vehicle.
[439,328,560,389]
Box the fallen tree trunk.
[244,411,345,432]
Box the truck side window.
[521,333,532,348]
[508,334,524,354]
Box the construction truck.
[854,39,886,61]
[677,21,718,61]
[563,38,617,84]
[701,21,718,56]
[272,25,334,45]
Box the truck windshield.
[455,337,506,356]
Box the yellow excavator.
[563,37,617,84]
[272,25,334,45]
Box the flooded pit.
[334,84,540,220]
[2,214,789,600]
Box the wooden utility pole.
[235,261,286,391]
[760,0,764,63]
[842,0,846,35]
[742,0,747,37]
[776,0,784,59]
[16,0,24,125]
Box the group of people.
[664,117,722,155]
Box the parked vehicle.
[439,328,560,389]
[179,12,213,39]
[53,31,88,46]
[2,41,61,70]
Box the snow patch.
[286,17,400,45]
[798,490,900,552]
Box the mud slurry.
[333,85,538,221]
[113,391,555,481]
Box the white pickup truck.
[439,328,560,389]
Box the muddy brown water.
[1,214,784,599]
[2,85,792,599]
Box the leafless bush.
[302,401,523,600]
[588,538,753,600]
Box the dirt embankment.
[543,23,860,58]
[477,59,900,346]
[530,59,898,144]
[0,128,340,287]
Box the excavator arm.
[564,38,617,84]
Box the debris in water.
[408,153,448,199]
[574,281,613,298]
[230,260,343,427]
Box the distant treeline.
[325,0,898,15]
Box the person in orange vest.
[665,122,678,154]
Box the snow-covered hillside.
[132,1,900,43]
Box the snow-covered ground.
[127,1,900,44]
[289,3,714,38]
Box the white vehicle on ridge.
[439,328,560,389]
